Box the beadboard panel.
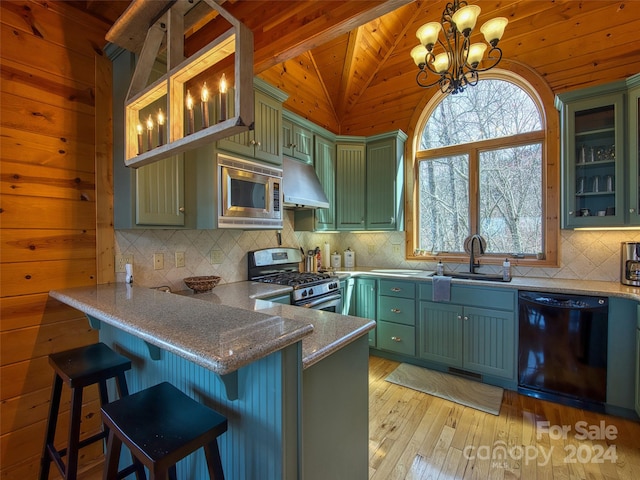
[100,323,301,480]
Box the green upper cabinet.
[626,74,640,225]
[217,79,288,166]
[556,76,640,228]
[366,131,407,230]
[135,156,185,226]
[335,131,406,231]
[313,135,337,230]
[282,113,314,164]
[336,140,367,230]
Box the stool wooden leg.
[65,386,84,479]
[204,441,225,480]
[103,429,122,480]
[115,371,129,397]
[39,374,63,480]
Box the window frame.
[406,68,559,268]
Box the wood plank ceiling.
[74,0,640,136]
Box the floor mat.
[385,363,503,415]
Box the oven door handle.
[300,293,342,309]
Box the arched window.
[412,74,554,263]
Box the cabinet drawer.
[378,296,415,325]
[379,280,416,299]
[377,321,415,356]
[419,283,514,311]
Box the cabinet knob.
[457,315,462,320]
[179,207,185,213]
[569,210,574,216]
[463,316,468,321]
[630,208,636,213]
[391,336,402,342]
[391,308,401,314]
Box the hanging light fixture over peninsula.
[410,0,508,94]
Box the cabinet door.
[355,278,377,347]
[377,321,415,356]
[136,156,185,226]
[418,301,463,368]
[336,143,366,230]
[254,90,283,165]
[366,138,400,230]
[562,93,625,228]
[635,327,640,417]
[463,307,515,379]
[628,80,640,225]
[217,89,283,165]
[314,136,336,230]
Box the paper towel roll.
[323,242,331,268]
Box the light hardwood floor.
[76,355,640,479]
[369,355,640,480]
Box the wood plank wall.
[0,1,114,477]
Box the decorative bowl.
[183,275,221,293]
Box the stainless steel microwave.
[217,154,283,229]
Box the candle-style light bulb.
[219,73,227,122]
[157,108,165,146]
[186,90,195,135]
[201,82,210,128]
[146,115,153,151]
[136,124,143,155]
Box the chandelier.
[410,0,508,94]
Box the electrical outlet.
[153,253,164,270]
[115,253,134,273]
[175,251,185,268]
[210,249,224,264]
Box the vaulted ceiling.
[72,0,640,136]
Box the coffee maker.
[621,242,640,286]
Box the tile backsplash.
[115,210,636,292]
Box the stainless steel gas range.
[248,247,342,312]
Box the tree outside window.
[416,79,545,256]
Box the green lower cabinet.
[419,301,516,380]
[354,278,377,347]
[636,326,640,417]
[418,302,463,367]
[377,321,415,356]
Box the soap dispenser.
[502,258,511,281]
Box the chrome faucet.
[469,234,485,274]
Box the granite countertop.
[332,267,640,301]
[175,281,376,369]
[49,283,315,375]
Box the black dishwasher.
[518,291,608,410]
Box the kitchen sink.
[442,272,511,282]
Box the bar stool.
[101,381,228,480]
[39,342,132,480]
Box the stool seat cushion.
[101,382,227,467]
[48,342,131,389]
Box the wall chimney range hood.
[282,156,330,209]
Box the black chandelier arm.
[471,46,504,73]
[416,68,445,89]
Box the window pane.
[479,144,543,254]
[418,155,469,252]
[420,80,542,149]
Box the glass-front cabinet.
[557,74,640,229]
[558,91,625,228]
